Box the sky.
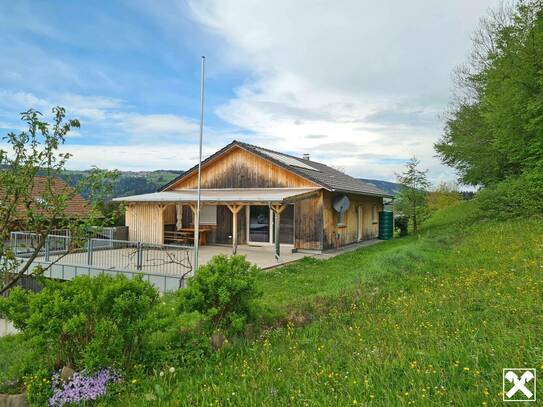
[0,0,499,183]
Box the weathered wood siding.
[163,204,176,225]
[215,205,247,244]
[294,192,324,250]
[322,192,383,250]
[169,146,318,189]
[125,204,164,244]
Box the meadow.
[97,201,543,406]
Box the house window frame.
[372,205,378,224]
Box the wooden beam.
[270,204,286,214]
[269,204,286,261]
[225,204,243,254]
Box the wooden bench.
[164,230,194,245]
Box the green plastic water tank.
[378,211,393,240]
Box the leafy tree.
[0,107,118,295]
[395,157,430,233]
[436,0,543,186]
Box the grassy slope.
[112,201,543,406]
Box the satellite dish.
[332,194,350,213]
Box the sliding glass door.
[247,205,294,245]
[248,206,270,242]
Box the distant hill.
[359,178,400,196]
[61,169,182,199]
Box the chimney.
[302,153,310,160]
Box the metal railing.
[10,231,193,279]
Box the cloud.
[0,90,204,144]
[119,114,199,137]
[186,0,498,183]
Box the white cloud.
[0,90,202,144]
[119,114,199,137]
[186,0,499,183]
[0,91,122,121]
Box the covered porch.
[114,188,320,261]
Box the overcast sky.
[0,0,498,183]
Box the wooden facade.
[124,144,387,252]
[169,146,318,190]
[126,204,166,243]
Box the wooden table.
[179,227,210,246]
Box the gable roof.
[161,140,392,198]
[1,176,91,219]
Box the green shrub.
[179,255,261,336]
[140,303,211,368]
[0,274,159,372]
[394,215,409,237]
[474,169,543,220]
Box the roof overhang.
[113,188,321,205]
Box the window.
[199,205,217,225]
[372,205,378,223]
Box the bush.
[0,274,159,372]
[394,215,409,237]
[474,169,543,220]
[178,255,261,336]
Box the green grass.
[0,334,28,393]
[102,201,543,406]
[2,201,542,405]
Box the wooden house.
[113,141,392,257]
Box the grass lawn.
[103,202,543,405]
[0,334,29,394]
[2,201,542,405]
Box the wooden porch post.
[270,204,286,261]
[157,204,167,244]
[226,204,242,255]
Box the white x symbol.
[505,370,534,399]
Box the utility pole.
[193,56,205,273]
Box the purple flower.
[48,368,120,406]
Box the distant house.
[114,141,392,256]
[4,176,91,224]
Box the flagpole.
[194,56,205,274]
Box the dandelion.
[159,371,164,377]
[132,379,138,384]
[169,367,176,374]
[352,400,358,405]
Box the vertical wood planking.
[322,192,384,250]
[169,147,319,190]
[294,191,324,250]
[125,204,165,244]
